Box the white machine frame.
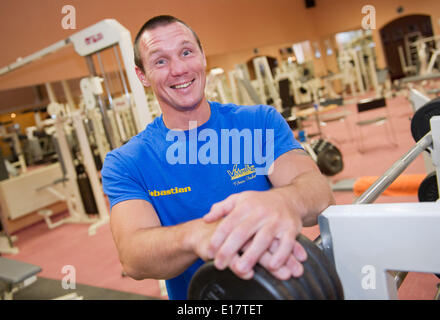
[252,56,283,112]
[412,36,440,75]
[319,202,440,299]
[0,19,152,133]
[0,19,150,253]
[45,80,110,236]
[319,115,440,299]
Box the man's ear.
[135,66,150,87]
[202,51,207,68]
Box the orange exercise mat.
[353,174,426,197]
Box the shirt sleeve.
[101,151,152,209]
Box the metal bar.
[61,80,76,115]
[113,44,138,141]
[96,52,123,147]
[117,27,152,132]
[96,52,114,107]
[85,55,116,150]
[0,39,70,76]
[435,284,440,300]
[53,118,87,219]
[400,72,440,84]
[71,111,109,235]
[354,132,432,204]
[394,271,408,289]
[98,50,117,102]
[45,82,58,104]
[351,49,365,94]
[113,46,130,100]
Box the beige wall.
[0,0,317,91]
[1,0,439,92]
[209,0,440,74]
[307,0,440,68]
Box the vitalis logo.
[166,121,274,175]
[228,164,257,186]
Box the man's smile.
[170,79,195,89]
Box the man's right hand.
[190,219,307,281]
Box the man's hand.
[190,217,307,281]
[190,219,221,261]
[231,237,307,280]
[203,190,306,280]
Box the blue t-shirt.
[101,101,302,299]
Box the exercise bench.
[0,257,41,300]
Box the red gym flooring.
[3,93,439,299]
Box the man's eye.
[182,49,192,56]
[155,59,166,65]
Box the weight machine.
[0,19,155,253]
[0,19,152,133]
[399,35,440,77]
[252,57,283,112]
[188,97,440,300]
[337,47,382,97]
[0,122,31,175]
[44,82,109,236]
[205,68,231,104]
[275,60,320,106]
[227,64,264,106]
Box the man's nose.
[169,57,188,77]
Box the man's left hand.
[203,190,306,279]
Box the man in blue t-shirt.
[101,15,335,300]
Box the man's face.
[137,22,207,113]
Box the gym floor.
[3,92,439,300]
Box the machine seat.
[0,257,41,285]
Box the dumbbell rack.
[319,116,440,299]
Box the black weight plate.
[312,138,331,155]
[293,260,326,299]
[418,172,439,202]
[279,271,311,299]
[411,98,440,143]
[292,237,328,299]
[296,236,337,299]
[188,234,344,300]
[317,147,344,176]
[188,262,292,300]
[302,255,336,299]
[299,235,344,300]
[280,235,320,299]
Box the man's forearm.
[119,170,332,280]
[119,218,204,280]
[271,170,335,227]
